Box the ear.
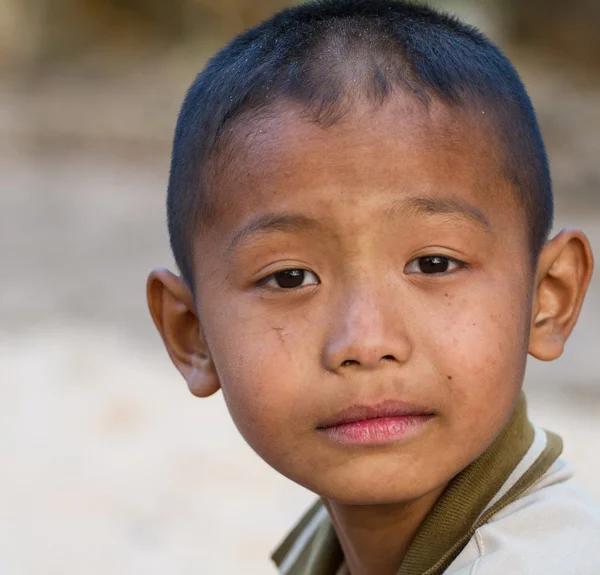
[146,268,220,397]
[529,229,594,361]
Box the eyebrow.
[227,195,492,252]
[387,195,493,232]
[227,213,327,252]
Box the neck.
[324,485,446,575]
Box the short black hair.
[167,0,553,288]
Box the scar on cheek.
[272,327,286,345]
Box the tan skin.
[148,95,593,575]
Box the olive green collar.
[272,393,563,575]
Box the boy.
[147,1,599,573]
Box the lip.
[316,400,435,446]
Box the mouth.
[316,400,435,446]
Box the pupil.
[419,256,449,274]
[276,269,304,288]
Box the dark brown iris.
[418,256,450,274]
[274,269,305,288]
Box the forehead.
[203,93,523,244]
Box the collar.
[272,393,562,575]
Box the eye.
[405,256,464,275]
[261,269,320,289]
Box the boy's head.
[148,1,593,505]
[167,0,554,289]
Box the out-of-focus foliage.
[502,0,600,72]
[1,0,293,70]
[2,0,600,76]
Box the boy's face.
[191,96,535,504]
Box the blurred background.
[1,0,598,573]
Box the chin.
[321,486,435,506]
[309,471,442,506]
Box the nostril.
[341,359,359,367]
[381,355,397,362]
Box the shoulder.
[447,457,600,575]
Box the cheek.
[421,276,530,408]
[204,307,315,461]
[402,275,532,475]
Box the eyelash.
[258,269,320,290]
[405,255,467,275]
[258,256,466,290]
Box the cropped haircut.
[167,0,553,288]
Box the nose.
[321,283,413,372]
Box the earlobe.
[146,268,221,397]
[529,229,594,361]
